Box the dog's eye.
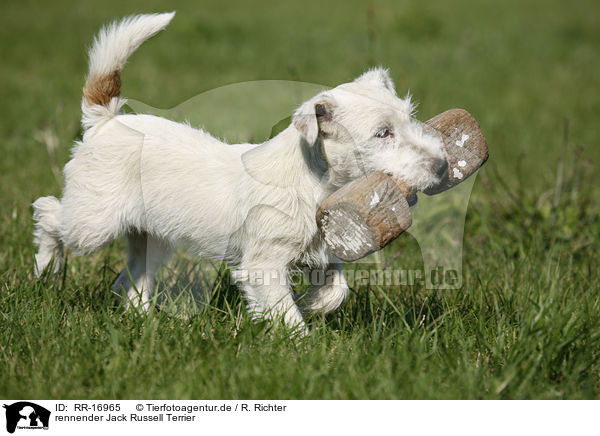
[375,128,392,138]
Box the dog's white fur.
[33,12,446,334]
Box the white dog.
[33,12,447,334]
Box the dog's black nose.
[432,158,448,177]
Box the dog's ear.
[354,68,396,95]
[292,96,336,145]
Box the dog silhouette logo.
[3,402,50,433]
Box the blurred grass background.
[1,0,599,399]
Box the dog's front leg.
[297,259,349,315]
[234,264,307,336]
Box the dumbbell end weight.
[423,108,488,195]
[316,172,413,262]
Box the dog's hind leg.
[32,196,64,276]
[113,231,173,311]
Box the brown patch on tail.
[83,70,122,106]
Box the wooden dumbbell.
[316,108,488,261]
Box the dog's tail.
[81,12,175,130]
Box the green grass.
[1,0,599,399]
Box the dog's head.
[293,68,446,191]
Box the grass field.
[1,0,599,399]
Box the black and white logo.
[3,402,50,434]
